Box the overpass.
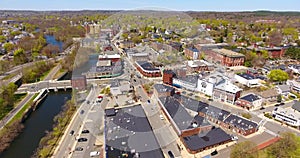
[15,78,111,93]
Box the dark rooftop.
[174,75,198,84]
[182,128,231,151]
[105,108,116,117]
[153,84,175,93]
[200,105,231,121]
[159,96,195,131]
[187,47,199,52]
[105,105,164,158]
[238,73,255,80]
[136,61,160,71]
[239,93,261,103]
[224,114,258,131]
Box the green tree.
[267,132,300,158]
[13,48,27,65]
[230,141,258,158]
[0,35,6,43]
[3,43,14,52]
[267,69,289,82]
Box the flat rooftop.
[174,75,198,84]
[135,61,160,71]
[153,84,175,93]
[239,93,261,103]
[182,128,231,151]
[212,48,245,58]
[105,105,164,158]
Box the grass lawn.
[0,93,27,120]
[52,69,67,80]
[2,73,16,80]
[8,93,39,125]
[13,93,27,107]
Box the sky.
[0,0,299,11]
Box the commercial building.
[184,47,200,60]
[172,75,198,91]
[222,114,258,136]
[234,73,260,88]
[135,61,161,77]
[212,79,242,104]
[105,105,164,158]
[186,60,214,73]
[247,45,285,59]
[236,93,262,110]
[110,79,132,96]
[272,101,300,127]
[153,84,175,98]
[162,70,176,85]
[204,49,245,67]
[71,75,87,91]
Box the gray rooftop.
[153,84,175,93]
[224,114,258,131]
[105,105,164,158]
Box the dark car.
[260,107,265,110]
[280,102,285,106]
[211,150,218,156]
[82,130,90,134]
[208,98,213,101]
[75,147,83,151]
[275,104,280,107]
[133,79,136,82]
[80,110,84,114]
[69,130,74,136]
[78,138,88,142]
[167,151,175,158]
[147,100,151,103]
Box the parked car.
[167,151,175,158]
[275,104,280,107]
[78,138,88,142]
[211,150,218,156]
[260,107,265,110]
[159,114,164,120]
[69,130,74,136]
[80,110,84,114]
[82,130,90,134]
[280,102,285,106]
[75,147,83,151]
[90,151,100,157]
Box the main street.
[53,84,107,158]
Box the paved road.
[44,64,62,81]
[0,93,35,129]
[53,85,107,158]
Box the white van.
[90,151,100,157]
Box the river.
[0,91,71,158]
[45,35,64,52]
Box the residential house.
[287,80,300,93]
[236,93,262,110]
[276,85,291,96]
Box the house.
[272,106,300,127]
[276,85,291,96]
[204,49,245,67]
[236,93,262,110]
[135,61,161,77]
[184,47,200,60]
[234,73,260,88]
[259,88,279,103]
[222,114,258,136]
[287,80,300,93]
[186,60,214,73]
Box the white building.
[197,73,224,96]
[272,107,300,127]
[287,80,300,93]
[234,73,259,87]
[173,75,198,91]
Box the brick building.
[135,61,161,77]
[163,70,175,85]
[186,60,214,73]
[184,47,200,60]
[71,75,87,91]
[205,49,245,67]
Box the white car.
[159,114,164,120]
[90,151,100,157]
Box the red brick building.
[71,76,87,91]
[247,45,285,59]
[135,61,161,77]
[163,70,175,85]
[184,47,200,60]
[204,49,245,67]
